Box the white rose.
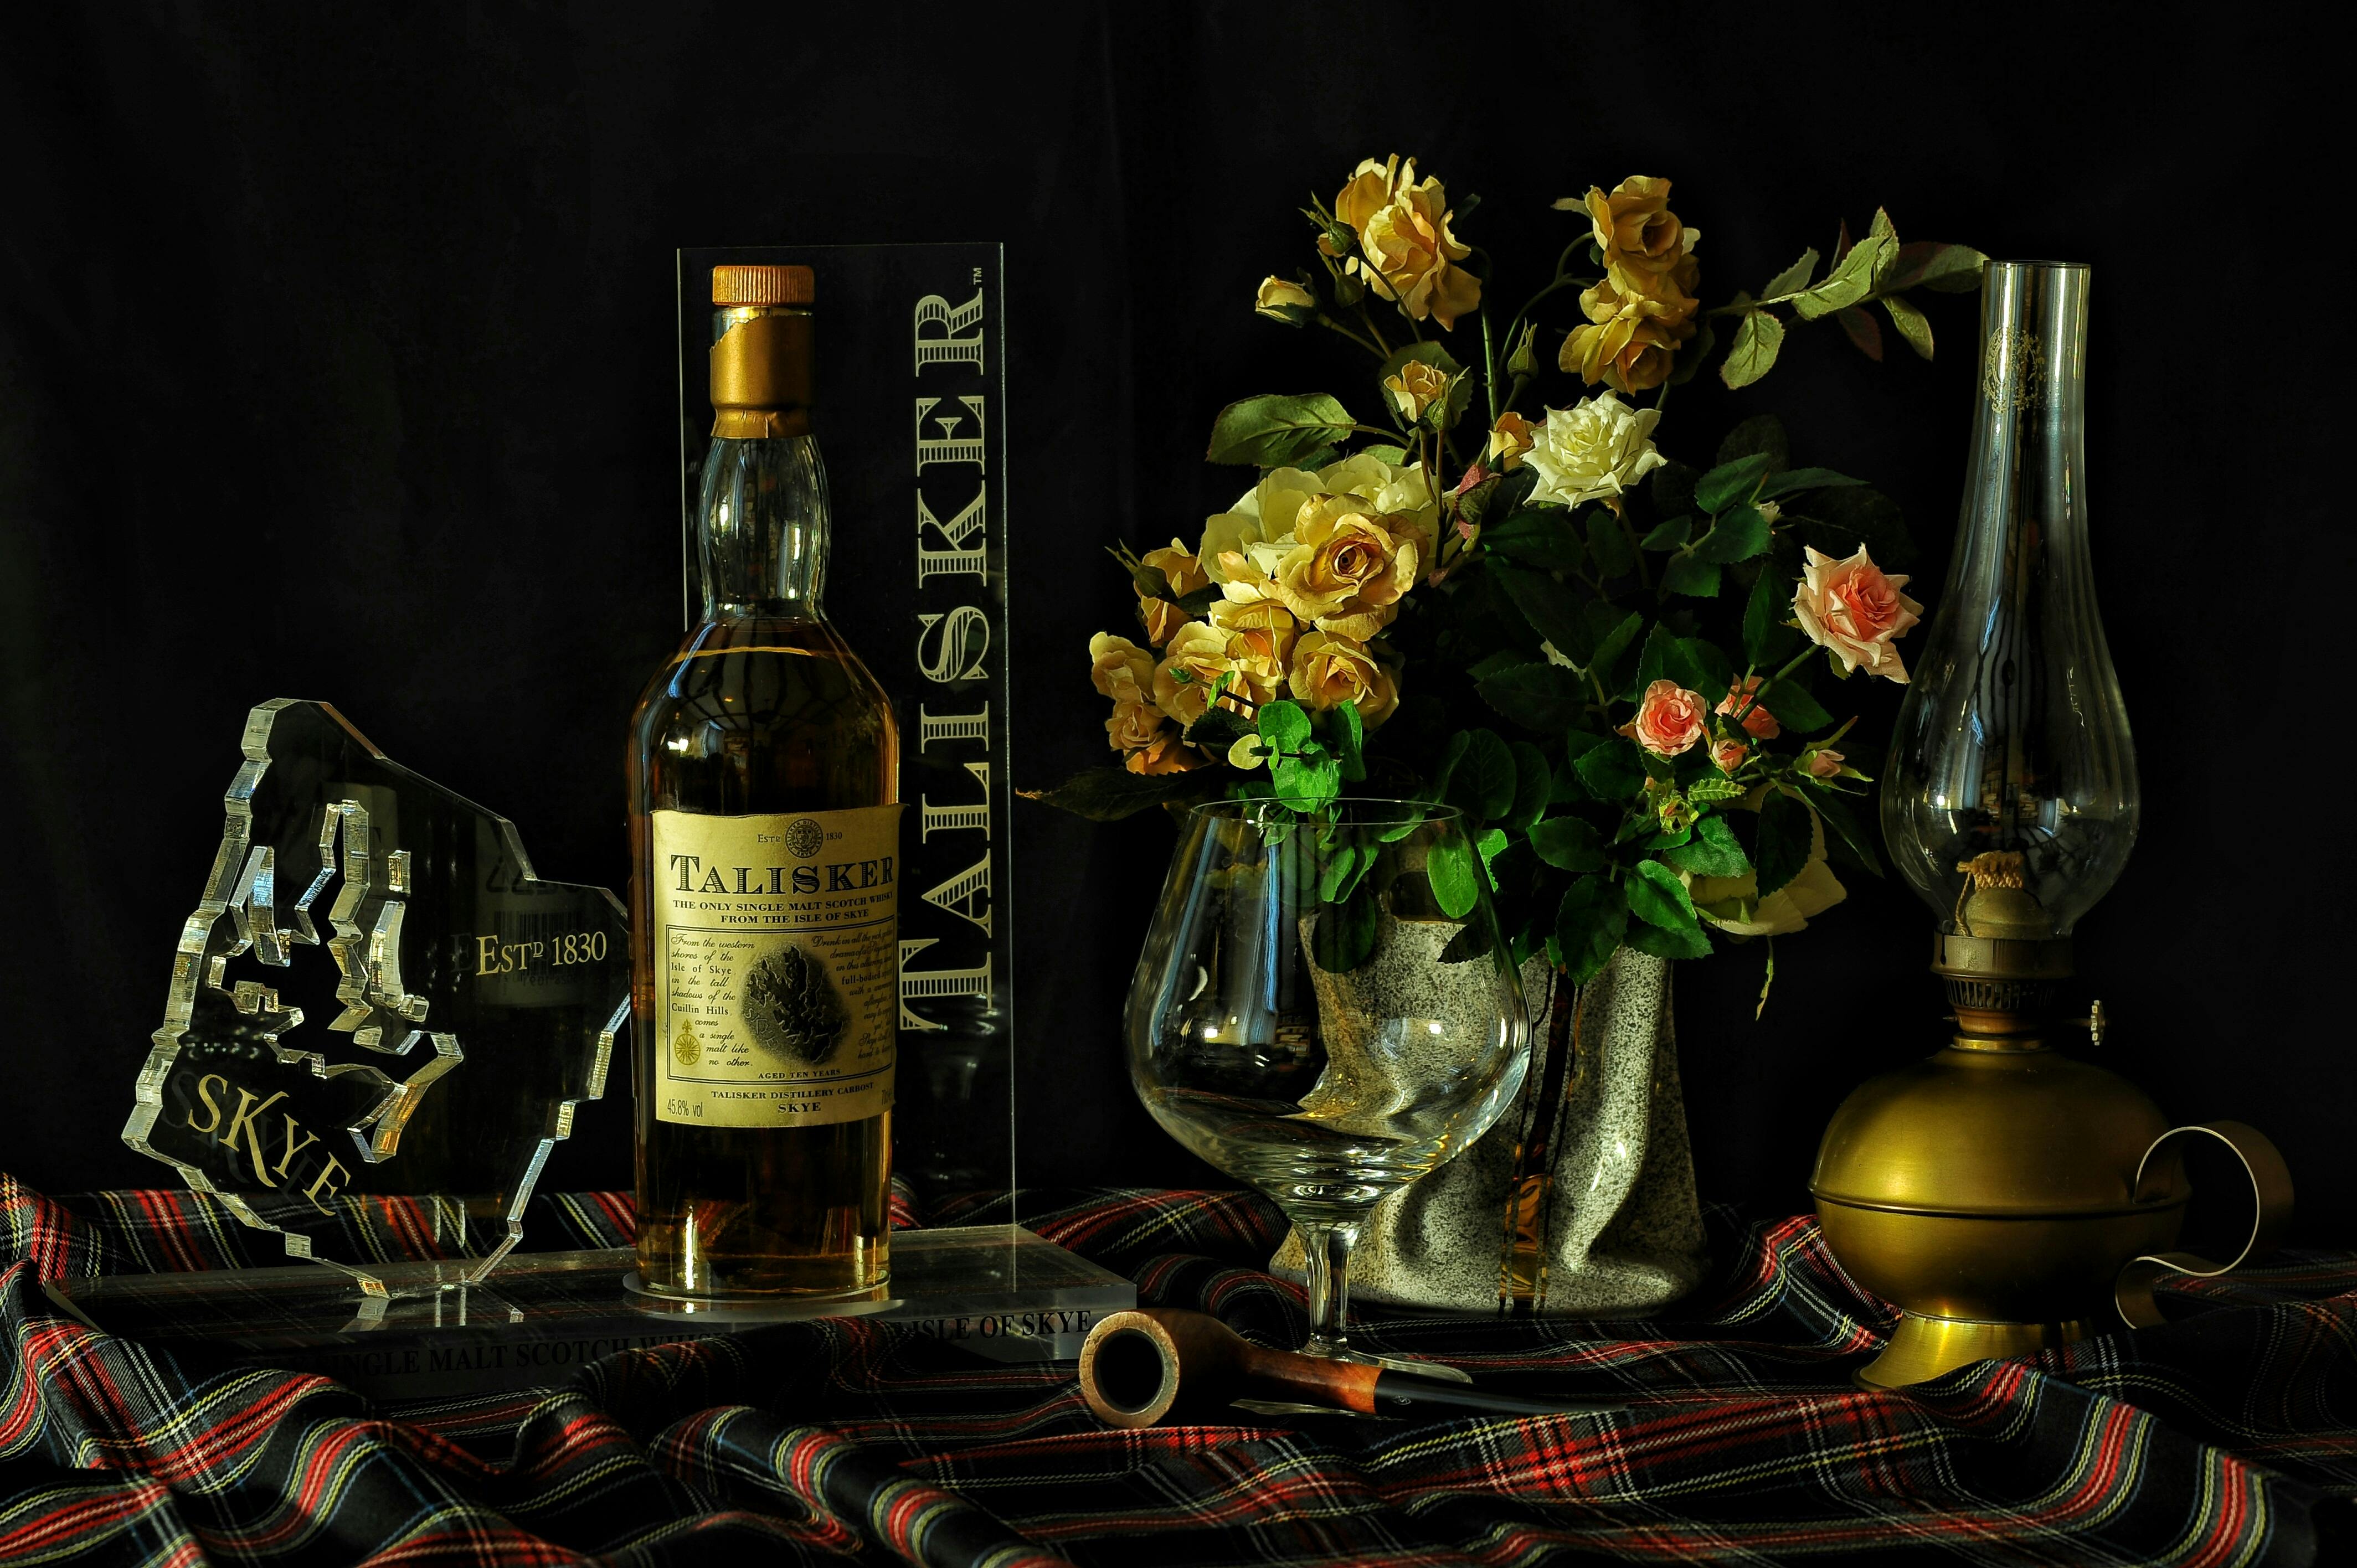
[1522,392,1666,510]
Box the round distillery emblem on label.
[672,1019,702,1067]
[785,818,825,858]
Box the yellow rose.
[1153,621,1245,726]
[1488,410,1537,471]
[1255,276,1316,323]
[1208,599,1300,703]
[1335,156,1481,330]
[1288,630,1400,726]
[1125,732,1205,776]
[1579,177,1696,293]
[1104,698,1167,752]
[1271,498,1417,638]
[1134,539,1207,646]
[1384,359,1452,424]
[1088,632,1156,705]
[1559,277,1696,394]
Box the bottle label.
[650,805,900,1128]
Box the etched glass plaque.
[126,699,629,1293]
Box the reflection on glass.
[1126,799,1527,1365]
[1881,262,2138,937]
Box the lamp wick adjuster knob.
[2073,999,2107,1046]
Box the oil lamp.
[1809,261,2290,1388]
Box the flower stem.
[1728,644,1818,731]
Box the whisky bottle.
[627,264,900,1298]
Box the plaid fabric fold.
[3,1172,2351,1567]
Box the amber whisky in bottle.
[628,264,899,1297]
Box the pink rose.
[1715,677,1780,739]
[1803,748,1845,779]
[1712,737,1749,774]
[1621,679,1708,757]
[1794,545,1922,681]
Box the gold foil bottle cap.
[712,265,814,306]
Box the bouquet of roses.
[1039,155,1981,988]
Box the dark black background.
[4,5,2350,1237]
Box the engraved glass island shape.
[126,699,630,1294]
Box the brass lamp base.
[1856,1313,2098,1389]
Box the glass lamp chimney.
[1880,261,2138,940]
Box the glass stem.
[1298,1217,1362,1356]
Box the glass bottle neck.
[696,432,830,621]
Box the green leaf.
[1317,843,1363,904]
[1691,505,1772,564]
[1311,882,1380,972]
[1720,310,1786,390]
[1425,835,1482,920]
[1019,766,1219,821]
[1482,509,1587,569]
[1206,393,1357,466]
[1649,460,1698,520]
[1584,511,1638,580]
[1761,247,1819,300]
[1589,612,1643,685]
[1627,860,1700,932]
[1758,467,1866,500]
[1685,777,1743,804]
[1173,585,1224,613]
[1445,728,1517,822]
[1664,813,1751,878]
[1326,701,1365,782]
[1475,827,1510,886]
[1259,699,1313,752]
[1626,919,1713,960]
[1800,782,1882,876]
[1882,240,1987,294]
[1555,876,1628,986]
[1430,728,1470,802]
[1678,637,1733,695]
[1478,663,1590,733]
[1641,516,1692,550]
[1761,678,1834,734]
[1186,706,1253,752]
[1715,415,1789,472]
[1273,747,1341,813]
[1358,443,1410,465]
[1574,737,1647,801]
[1490,563,1593,666]
[1695,452,1774,515]
[1664,312,1718,388]
[1793,223,1898,321]
[1882,292,1934,360]
[1756,789,1814,897]
[1527,814,1604,871]
[1659,553,1721,598]
[1743,563,1799,668]
[1835,303,1883,361]
[1788,486,1914,571]
[1507,741,1553,830]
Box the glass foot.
[1296,1340,1473,1384]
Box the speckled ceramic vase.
[1273,947,1707,1316]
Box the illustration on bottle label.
[650,805,901,1128]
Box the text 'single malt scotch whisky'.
[628,265,900,1297]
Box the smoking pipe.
[1077,1308,1623,1428]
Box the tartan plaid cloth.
[3,1172,2351,1566]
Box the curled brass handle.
[2114,1120,2294,1330]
